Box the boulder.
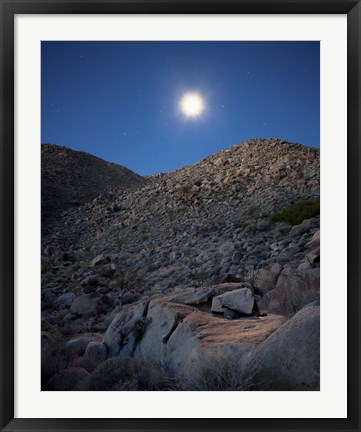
[211,288,254,314]
[70,294,102,316]
[259,267,320,316]
[248,304,320,390]
[84,341,108,363]
[219,241,235,257]
[134,300,193,365]
[62,312,78,323]
[290,218,317,236]
[66,337,88,356]
[253,263,282,296]
[54,292,75,308]
[169,289,214,306]
[167,283,244,306]
[66,333,103,356]
[305,230,320,249]
[297,261,313,271]
[278,245,300,260]
[305,247,320,265]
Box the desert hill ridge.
[42,137,319,293]
[145,137,318,177]
[42,138,319,213]
[41,137,320,391]
[41,143,146,228]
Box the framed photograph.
[1,1,360,431]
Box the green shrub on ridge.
[268,200,320,226]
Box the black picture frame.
[1,1,360,431]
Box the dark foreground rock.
[247,303,320,390]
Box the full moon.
[180,93,205,117]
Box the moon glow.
[180,93,205,118]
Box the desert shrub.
[41,339,74,388]
[192,268,207,288]
[115,270,132,292]
[181,344,261,391]
[115,269,145,295]
[268,200,320,226]
[137,362,178,391]
[78,357,176,391]
[239,267,256,288]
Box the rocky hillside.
[42,144,146,229]
[41,138,320,391]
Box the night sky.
[41,41,320,175]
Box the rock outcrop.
[104,286,287,374]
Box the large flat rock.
[104,289,286,374]
[164,283,247,306]
[137,300,285,373]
